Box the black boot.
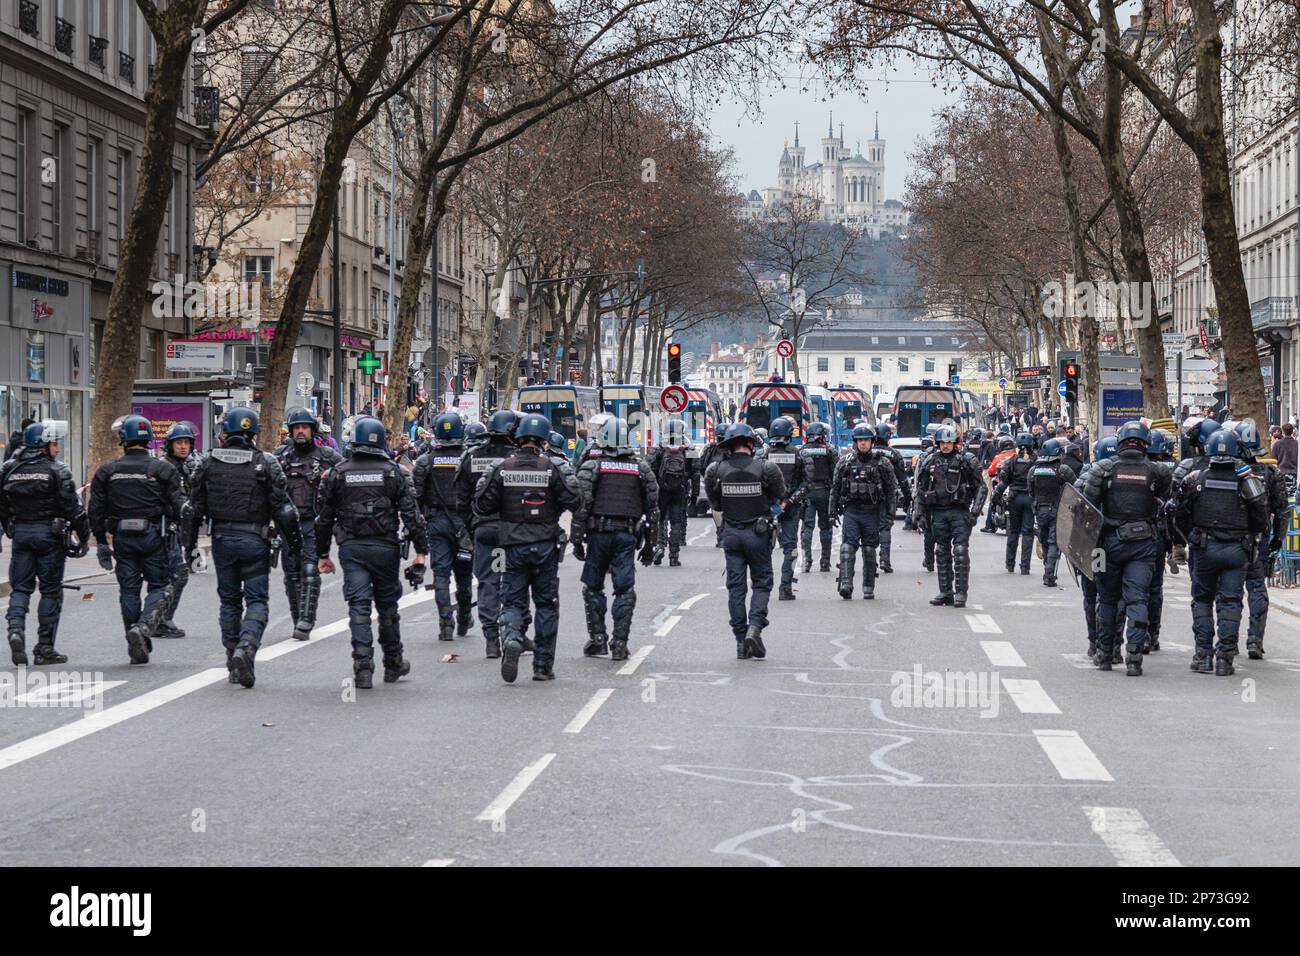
[778,583,795,601]
[501,635,524,683]
[32,644,68,665]
[837,546,855,600]
[383,655,411,683]
[1043,576,1056,588]
[438,617,455,641]
[923,558,934,572]
[1190,651,1213,673]
[953,593,967,608]
[1005,563,1014,573]
[125,625,150,665]
[1246,640,1263,660]
[930,592,954,606]
[485,633,501,659]
[7,625,26,667]
[1126,652,1143,677]
[532,663,555,681]
[736,640,749,660]
[743,625,766,660]
[1215,655,1235,676]
[610,639,629,661]
[1087,639,1096,659]
[156,620,186,639]
[583,634,610,657]
[819,557,831,573]
[669,550,681,567]
[879,555,893,574]
[230,645,256,688]
[1095,647,1112,671]
[226,649,239,684]
[456,603,473,637]
[354,661,374,690]
[1020,566,1031,575]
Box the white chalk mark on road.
[1084,806,1181,867]
[564,689,615,734]
[476,753,556,824]
[617,645,655,676]
[1034,730,1113,781]
[980,641,1026,668]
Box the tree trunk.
[381,207,439,438]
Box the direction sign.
[1162,332,1187,353]
[949,374,960,386]
[1014,365,1052,380]
[775,339,794,358]
[998,377,1007,390]
[1058,380,1068,397]
[661,384,689,414]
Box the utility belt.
[1190,527,1252,549]
[588,515,638,534]
[111,517,162,534]
[725,515,775,536]
[1107,519,1154,543]
[211,520,272,539]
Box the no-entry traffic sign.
[661,384,689,414]
[776,339,794,358]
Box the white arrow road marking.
[655,615,682,637]
[1083,806,1181,866]
[1034,730,1113,781]
[616,645,655,676]
[677,592,710,611]
[564,689,614,734]
[965,613,1002,634]
[476,753,556,824]
[1001,679,1061,714]
[980,641,1026,668]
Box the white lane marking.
[677,592,710,611]
[563,688,615,734]
[1063,653,1096,669]
[1083,807,1181,867]
[476,753,556,823]
[655,615,683,637]
[1034,730,1113,781]
[1005,600,1074,607]
[0,589,441,773]
[965,613,1002,634]
[688,529,714,545]
[617,645,655,676]
[980,641,1026,668]
[422,858,456,867]
[1001,679,1061,714]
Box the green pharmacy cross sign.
[358,352,382,376]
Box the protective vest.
[592,456,643,519]
[1191,466,1250,536]
[840,454,882,510]
[166,452,198,497]
[801,444,834,487]
[280,446,328,514]
[1101,457,1158,523]
[1006,457,1033,493]
[104,453,167,520]
[469,443,509,477]
[718,455,768,522]
[498,452,558,524]
[924,452,969,508]
[205,448,272,524]
[335,456,402,538]
[1030,463,1067,506]
[766,445,798,488]
[421,447,463,513]
[0,455,60,519]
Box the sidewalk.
[0,539,213,598]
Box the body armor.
[335,457,402,539]
[801,445,834,488]
[591,457,643,520]
[766,447,798,488]
[0,456,60,519]
[1030,463,1067,506]
[1102,458,1158,523]
[718,456,768,523]
[205,448,272,525]
[924,453,969,508]
[840,455,882,511]
[420,451,463,514]
[104,455,168,521]
[498,453,558,524]
[1191,467,1250,537]
[279,447,331,516]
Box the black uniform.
[274,439,342,639]
[1079,450,1172,669]
[916,448,982,605]
[1,447,88,664]
[796,440,836,571]
[1241,454,1288,658]
[762,439,805,596]
[875,442,912,572]
[829,449,897,599]
[994,451,1036,573]
[316,452,425,682]
[158,446,204,635]
[913,446,938,568]
[1027,457,1077,585]
[473,445,581,679]
[412,442,473,641]
[187,440,301,682]
[645,444,697,565]
[1175,459,1269,673]
[456,435,516,656]
[574,448,658,658]
[705,452,785,656]
[89,448,185,659]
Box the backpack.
[658,448,688,494]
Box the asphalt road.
[3,517,1300,867]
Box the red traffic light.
[667,343,681,357]
[1064,363,1078,378]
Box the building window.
[870,336,879,345]
[870,357,881,373]
[898,357,909,373]
[52,124,69,254]
[244,255,273,287]
[844,357,855,372]
[115,148,133,250]
[897,336,906,345]
[978,358,990,373]
[816,356,828,372]
[924,336,933,346]
[16,111,29,242]
[924,358,935,373]
[240,44,277,103]
[142,330,159,378]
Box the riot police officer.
[829,423,897,600]
[155,421,204,639]
[874,423,911,573]
[473,413,581,683]
[915,425,982,608]
[187,407,302,688]
[573,417,658,661]
[705,423,786,660]
[993,433,1037,574]
[89,415,186,665]
[456,409,519,658]
[1072,436,1118,660]
[979,435,1017,533]
[412,413,474,642]
[316,417,427,688]
[463,421,488,451]
[913,428,941,569]
[644,418,696,567]
[1027,437,1077,587]
[547,430,574,473]
[1230,421,1286,661]
[795,421,835,573]
[1174,429,1268,676]
[1140,429,1178,654]
[274,407,341,641]
[1078,421,1171,675]
[759,416,804,599]
[1,421,88,665]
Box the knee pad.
[244,606,269,626]
[349,611,372,627]
[378,609,401,627]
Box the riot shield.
[1056,483,1104,581]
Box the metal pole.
[1176,350,1183,420]
[385,131,396,358]
[331,87,343,424]
[429,67,441,407]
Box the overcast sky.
[707,60,959,201]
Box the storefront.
[1,263,92,483]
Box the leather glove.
[572,536,586,561]
[97,542,113,571]
[638,541,655,566]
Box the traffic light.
[1063,360,1079,404]
[947,362,958,384]
[667,342,682,383]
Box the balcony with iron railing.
[88,34,107,69]
[19,0,38,37]
[55,16,74,54]
[119,51,134,84]
[1251,296,1297,334]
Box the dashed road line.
[1033,730,1113,781]
[677,592,711,611]
[1083,806,1181,866]
[616,645,655,676]
[422,858,456,867]
[655,615,683,637]
[1001,679,1061,714]
[476,753,556,823]
[980,641,1026,668]
[965,613,1002,634]
[563,689,615,734]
